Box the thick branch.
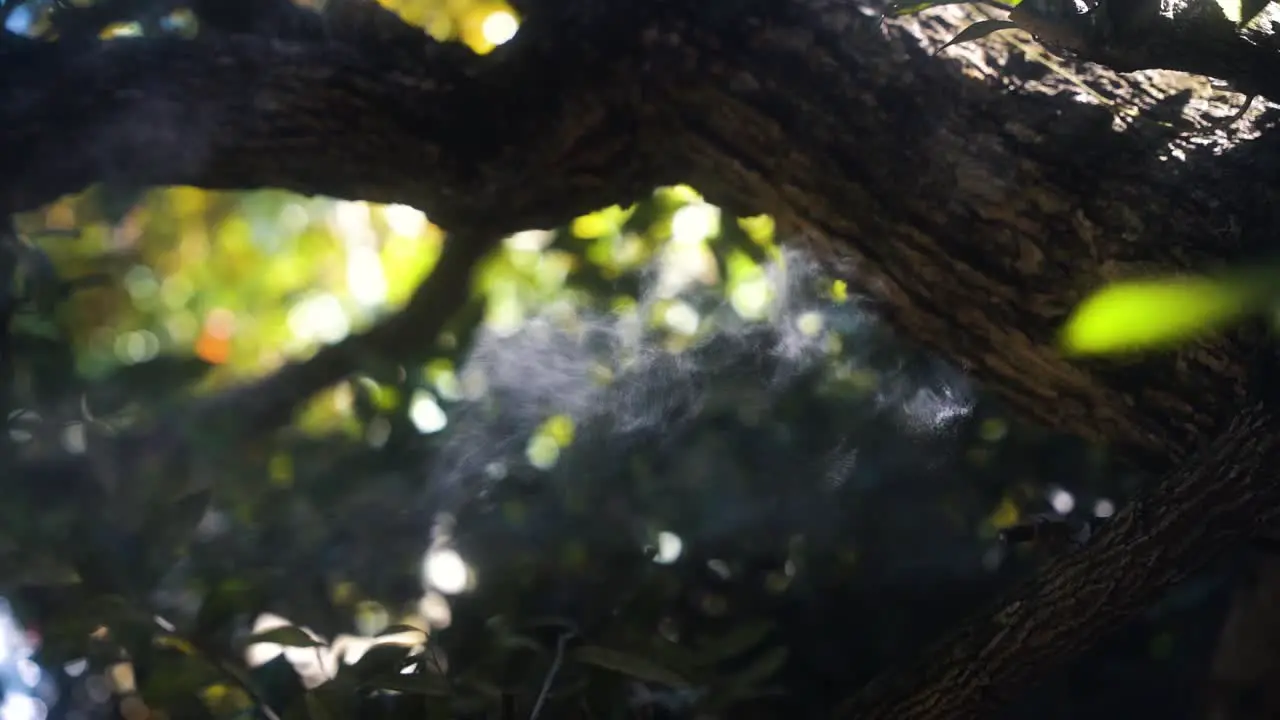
[1,35,478,214]
[837,402,1280,719]
[6,0,1275,466]
[0,5,676,228]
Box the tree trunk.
[4,0,1280,716]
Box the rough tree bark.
[4,0,1280,717]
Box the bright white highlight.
[346,246,388,308]
[897,387,971,433]
[0,695,44,720]
[670,203,719,245]
[0,599,46,720]
[730,276,773,320]
[653,532,683,565]
[662,302,700,336]
[382,204,428,237]
[1048,487,1075,515]
[481,11,519,46]
[505,230,553,252]
[244,614,335,688]
[287,293,350,344]
[423,549,469,595]
[409,391,448,434]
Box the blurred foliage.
[0,1,1249,719]
[1062,269,1280,356]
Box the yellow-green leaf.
[935,20,1019,55]
[1061,274,1274,356]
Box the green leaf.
[1061,273,1275,356]
[244,625,325,649]
[304,692,334,720]
[1240,0,1272,25]
[693,620,774,665]
[571,645,690,688]
[935,20,1019,54]
[193,579,257,641]
[284,690,339,720]
[140,488,211,555]
[728,645,789,688]
[376,624,429,638]
[1219,0,1272,25]
[346,643,415,682]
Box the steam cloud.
[423,246,977,585]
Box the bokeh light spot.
[481,10,519,46]
[423,549,469,595]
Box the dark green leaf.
[1239,0,1271,25]
[304,692,334,720]
[571,645,689,688]
[376,624,429,638]
[728,646,789,688]
[193,579,256,642]
[693,620,774,665]
[360,672,452,696]
[346,643,415,681]
[140,488,211,556]
[498,632,544,653]
[13,244,62,314]
[138,657,223,717]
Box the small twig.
[1197,93,1257,134]
[530,630,575,720]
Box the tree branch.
[1,34,485,216]
[10,0,1274,465]
[0,2,675,228]
[836,402,1280,719]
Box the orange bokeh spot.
[195,332,230,365]
[195,308,236,364]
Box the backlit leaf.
[935,20,1019,54]
[244,625,324,649]
[1061,274,1275,356]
